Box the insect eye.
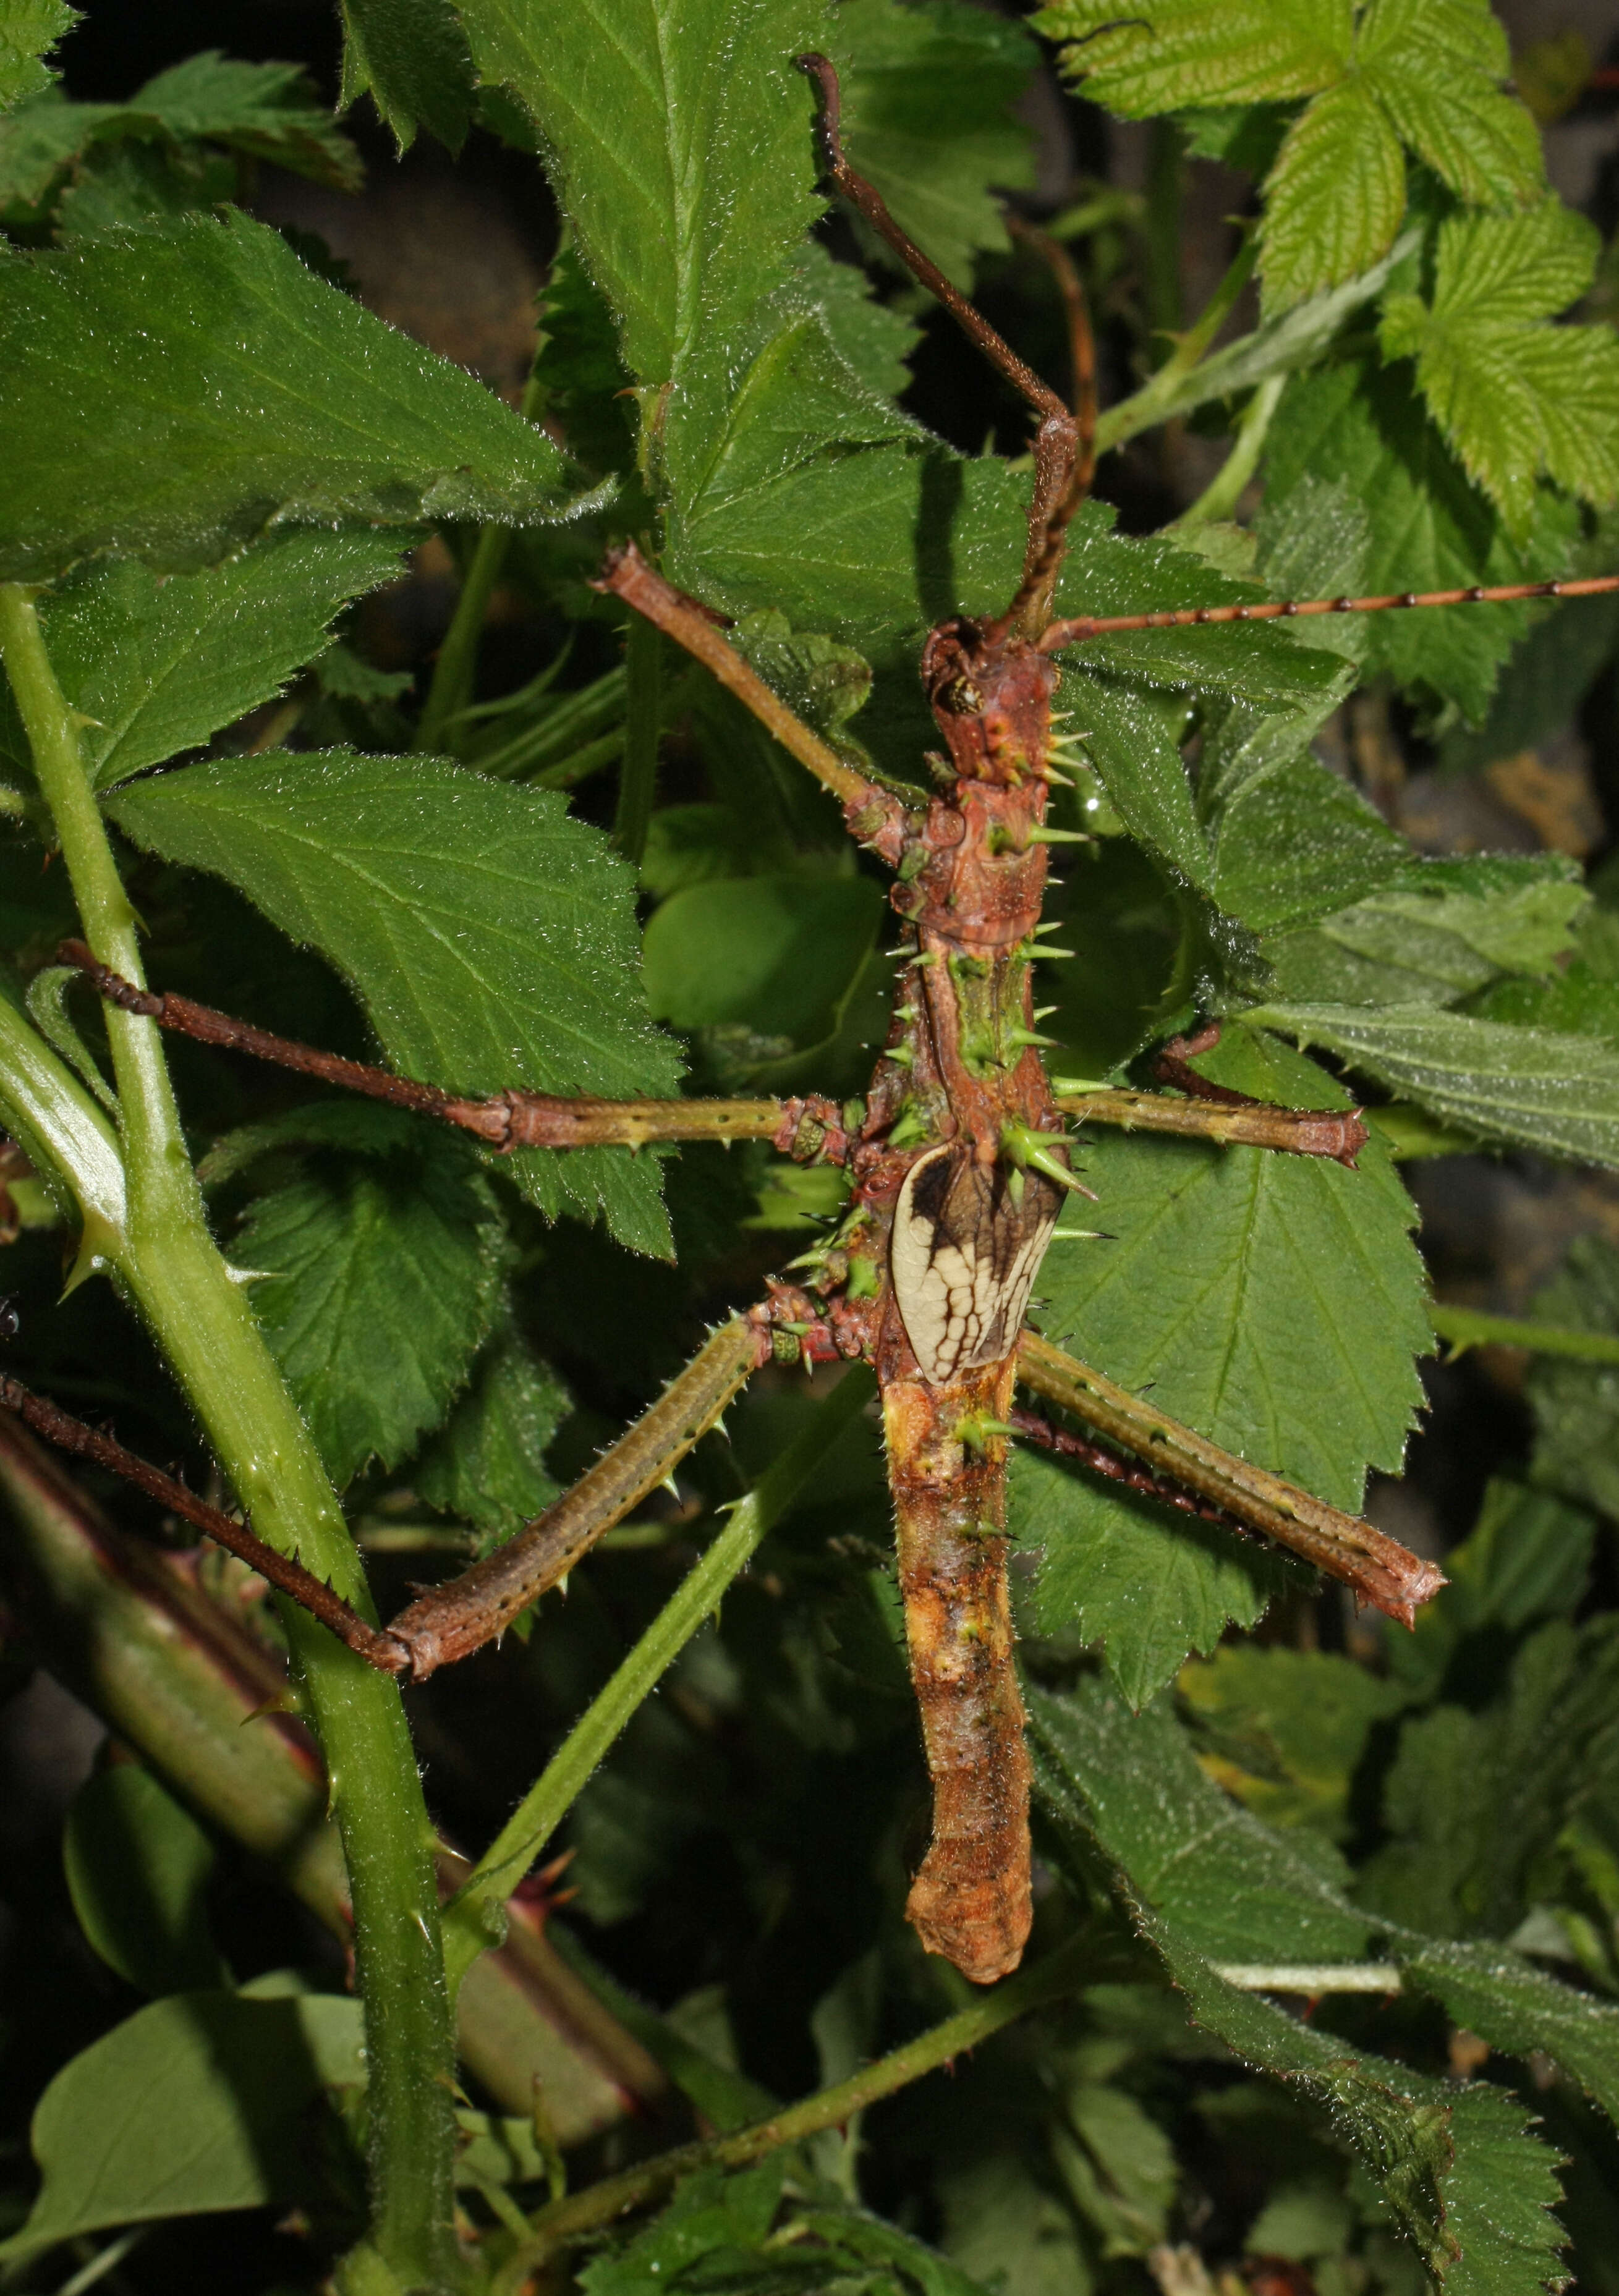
[941,677,984,715]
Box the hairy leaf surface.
[0,532,408,792]
[109,752,682,1251]
[0,211,592,580]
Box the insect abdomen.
[883,1361,1032,1985]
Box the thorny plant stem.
[440,1366,875,1997]
[614,609,661,865]
[0,587,464,2295]
[1429,1302,1619,1365]
[414,358,548,756]
[1176,372,1285,528]
[1014,1329,1446,1624]
[493,1927,1097,2290]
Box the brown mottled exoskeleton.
[24,56,1619,1985]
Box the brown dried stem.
[1039,572,1619,653]
[57,941,786,1151]
[0,1371,410,1671]
[1014,1331,1445,1624]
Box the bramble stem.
[1176,371,1285,528]
[614,609,660,865]
[1014,1329,1445,1625]
[0,587,462,2294]
[491,1926,1095,2288]
[441,1365,875,1997]
[414,356,547,756]
[1429,1302,1619,1365]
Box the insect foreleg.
[1053,1087,1368,1164]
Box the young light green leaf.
[1259,76,1406,313]
[643,875,886,1055]
[1382,203,1619,533]
[338,0,476,152]
[1016,1035,1427,1701]
[108,752,683,1252]
[0,532,408,792]
[0,210,595,581]
[1249,1001,1619,1167]
[0,1990,365,2263]
[1038,0,1542,310]
[1264,359,1581,721]
[833,0,1037,289]
[1032,0,1351,112]
[413,1326,569,1543]
[231,1120,508,1486]
[0,0,74,117]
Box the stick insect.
[13,56,1619,1987]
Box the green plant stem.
[441,1365,874,1995]
[1176,371,1285,528]
[614,609,661,864]
[0,585,463,2295]
[414,360,548,756]
[492,1929,1095,2289]
[1143,117,1185,355]
[1429,1302,1619,1365]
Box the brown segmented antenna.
[1039,571,1619,651]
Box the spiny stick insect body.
[24,58,1615,1985]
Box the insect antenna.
[797,52,1078,640]
[1038,571,1619,654]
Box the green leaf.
[778,241,922,402]
[413,1326,569,1543]
[1016,1034,1427,1702]
[229,1116,508,1486]
[1264,357,1581,722]
[338,0,477,152]
[1249,1000,1619,1167]
[460,0,827,512]
[51,140,237,242]
[1260,77,1406,311]
[833,0,1037,289]
[1029,1681,1376,1968]
[1381,203,1619,532]
[109,752,682,1252]
[0,210,594,582]
[1527,1237,1619,1517]
[0,1989,365,2263]
[0,532,408,793]
[0,54,362,213]
[1177,1645,1405,1837]
[0,1,74,117]
[1028,1683,1575,2290]
[1032,0,1352,113]
[109,51,363,188]
[1261,856,1586,1009]
[643,875,885,1053]
[1358,1622,1588,1939]
[1207,750,1407,936]
[1358,0,1545,210]
[62,1766,231,1996]
[1400,1936,1619,2125]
